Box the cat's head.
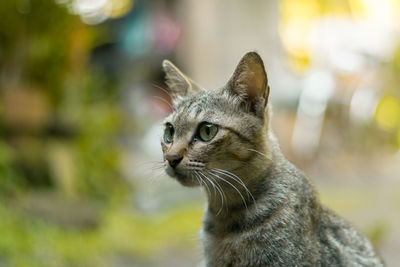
[161,52,271,187]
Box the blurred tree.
[0,0,127,200]
[0,0,79,104]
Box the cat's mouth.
[165,166,198,187]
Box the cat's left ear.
[162,60,203,104]
[226,52,270,116]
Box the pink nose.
[166,154,183,168]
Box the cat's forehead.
[162,88,263,141]
[164,90,232,132]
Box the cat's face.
[161,52,270,187]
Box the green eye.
[198,123,218,142]
[164,123,174,143]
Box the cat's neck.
[205,130,285,220]
[203,160,291,235]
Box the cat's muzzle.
[164,163,198,186]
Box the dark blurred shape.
[19,190,101,229]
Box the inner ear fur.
[227,52,270,114]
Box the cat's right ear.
[226,52,270,117]
[162,60,203,104]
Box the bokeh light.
[67,0,134,25]
[375,95,400,131]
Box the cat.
[160,52,384,267]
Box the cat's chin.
[175,174,198,187]
[165,168,198,187]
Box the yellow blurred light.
[281,18,312,57]
[349,0,400,26]
[288,55,311,73]
[348,0,368,17]
[281,0,320,21]
[107,0,134,19]
[280,0,320,73]
[395,0,400,10]
[375,95,400,131]
[397,130,400,147]
[320,0,352,15]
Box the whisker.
[201,171,226,215]
[210,169,249,192]
[147,168,166,184]
[152,83,173,99]
[210,172,228,215]
[146,161,166,171]
[195,171,211,197]
[136,160,166,173]
[151,95,174,110]
[189,168,205,172]
[210,159,256,173]
[191,171,202,187]
[198,171,217,198]
[208,171,248,210]
[210,168,256,205]
[247,148,272,160]
[150,164,165,170]
[193,171,203,192]
[134,160,165,167]
[190,172,195,183]
[212,159,254,166]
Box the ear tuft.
[162,60,178,74]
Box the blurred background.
[0,0,400,266]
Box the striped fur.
[161,52,384,266]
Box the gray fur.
[160,52,384,266]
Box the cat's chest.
[200,227,274,267]
[199,220,309,267]
[201,229,245,266]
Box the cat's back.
[318,206,384,266]
[201,161,385,267]
[272,158,384,266]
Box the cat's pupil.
[206,126,210,135]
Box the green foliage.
[0,0,80,104]
[0,200,107,267]
[102,203,203,257]
[0,1,197,265]
[0,199,203,267]
[0,0,126,200]
[0,141,25,194]
[74,101,127,200]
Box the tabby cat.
[160,52,384,266]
